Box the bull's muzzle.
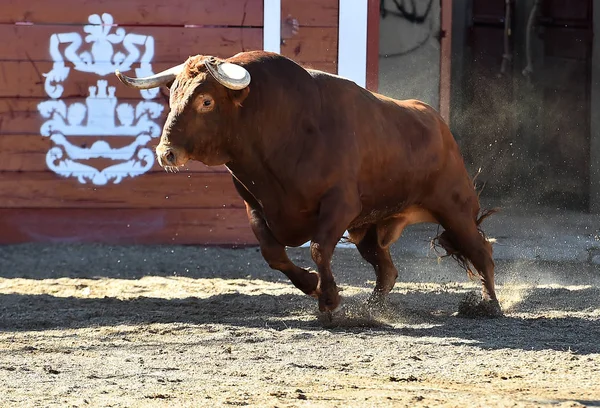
[162,150,176,166]
[156,144,186,170]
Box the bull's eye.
[195,94,215,112]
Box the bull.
[115,50,502,317]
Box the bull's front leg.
[245,202,321,297]
[234,177,321,296]
[310,186,361,313]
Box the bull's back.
[364,96,449,173]
[310,71,460,208]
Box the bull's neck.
[221,90,299,200]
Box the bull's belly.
[262,204,439,247]
[350,204,438,230]
[263,210,317,247]
[260,201,438,248]
[269,223,315,247]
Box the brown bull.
[115,50,502,317]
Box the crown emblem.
[37,13,164,185]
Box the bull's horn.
[205,59,251,90]
[114,63,185,89]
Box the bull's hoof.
[317,300,346,326]
[457,292,503,318]
[318,285,341,313]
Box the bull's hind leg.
[244,202,320,297]
[350,224,400,305]
[435,209,502,317]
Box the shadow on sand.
[1,283,598,355]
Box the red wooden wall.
[0,0,340,245]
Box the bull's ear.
[230,87,250,108]
[165,79,176,89]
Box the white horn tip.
[115,69,126,82]
[114,70,136,88]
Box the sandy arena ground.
[0,243,599,407]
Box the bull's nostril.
[165,151,175,165]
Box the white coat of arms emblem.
[37,13,164,185]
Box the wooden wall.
[0,0,339,245]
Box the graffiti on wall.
[38,13,164,185]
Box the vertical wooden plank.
[589,1,600,212]
[365,0,380,92]
[281,0,339,27]
[338,0,368,87]
[279,0,340,72]
[449,0,468,142]
[264,0,281,52]
[439,0,453,125]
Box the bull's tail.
[471,166,500,244]
[430,166,500,280]
[430,207,499,280]
[476,207,500,228]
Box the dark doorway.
[451,0,593,211]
